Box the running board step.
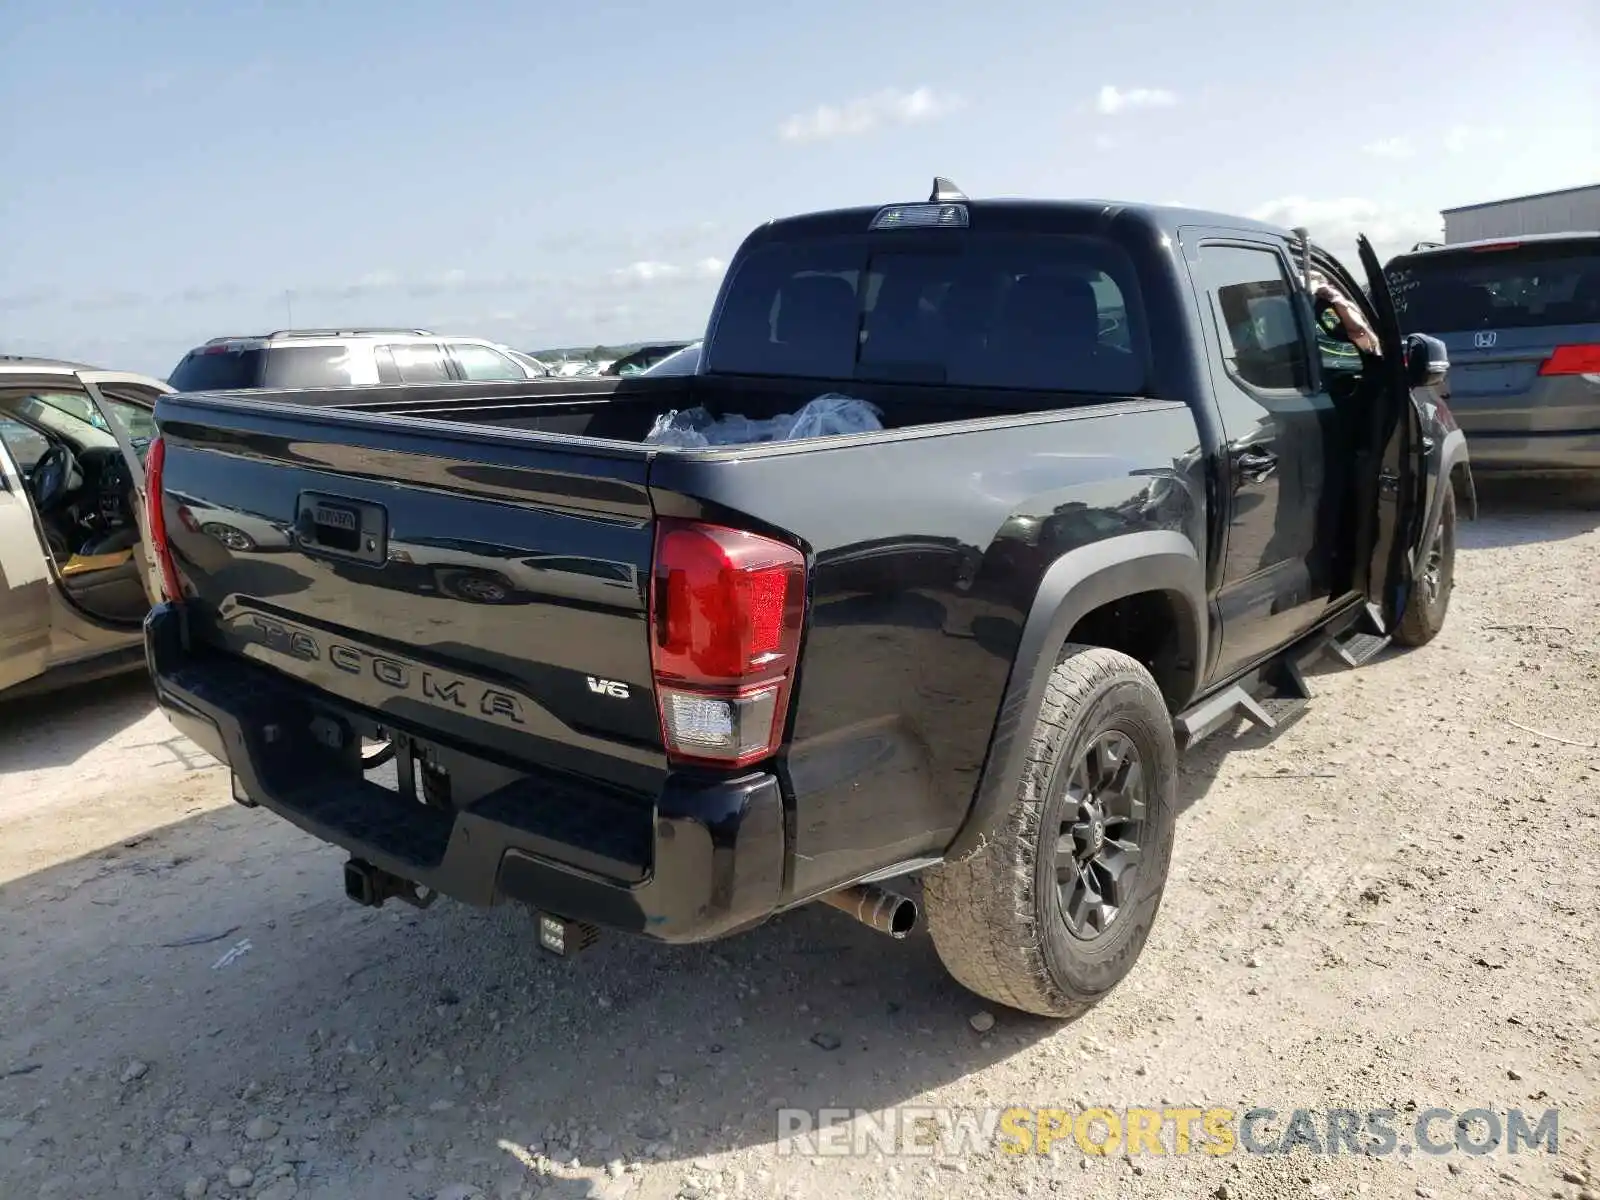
[1326,630,1390,668]
[1174,689,1308,750]
[1174,660,1312,751]
[1255,695,1310,728]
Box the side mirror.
[1404,333,1449,388]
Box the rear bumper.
[1456,427,1600,474]
[144,603,785,943]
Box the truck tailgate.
[154,394,665,793]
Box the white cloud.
[1094,85,1178,116]
[611,261,684,285]
[778,86,964,143]
[1248,196,1445,265]
[1361,137,1414,160]
[694,257,727,279]
[1092,133,1118,151]
[1444,123,1507,155]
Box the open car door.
[1355,234,1428,633]
[78,372,168,607]
[0,436,52,692]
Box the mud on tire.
[922,644,1179,1018]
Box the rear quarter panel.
[646,402,1205,902]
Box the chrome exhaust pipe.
[822,884,918,938]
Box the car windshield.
[1386,239,1600,332]
[706,231,1147,393]
[13,394,121,453]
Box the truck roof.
[747,197,1294,245]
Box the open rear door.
[1355,234,1427,632]
[80,373,167,607]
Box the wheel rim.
[1055,730,1147,940]
[205,525,254,552]
[1421,515,1450,608]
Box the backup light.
[649,519,806,768]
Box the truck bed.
[226,372,1124,443]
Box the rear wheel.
[1393,485,1456,647]
[922,644,1178,1018]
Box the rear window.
[168,348,263,391]
[706,233,1146,393]
[260,346,362,388]
[1387,240,1600,332]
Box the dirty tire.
[1394,485,1456,647]
[923,644,1178,1019]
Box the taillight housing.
[649,518,806,768]
[1538,344,1600,377]
[144,435,184,602]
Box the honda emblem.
[1473,330,1498,349]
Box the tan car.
[0,357,168,700]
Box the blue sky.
[3,0,1596,376]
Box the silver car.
[1,358,167,699]
[167,328,551,392]
[1385,233,1600,475]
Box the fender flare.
[942,530,1206,862]
[1419,429,1475,557]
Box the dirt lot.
[2,483,1597,1200]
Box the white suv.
[167,328,551,392]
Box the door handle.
[1234,447,1278,482]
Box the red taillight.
[1470,241,1523,252]
[649,518,806,768]
[144,436,183,601]
[1538,344,1600,376]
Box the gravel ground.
[1,482,1597,1200]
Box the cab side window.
[1206,246,1313,393]
[1313,269,1375,386]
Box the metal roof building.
[1442,184,1600,243]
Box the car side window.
[0,415,51,475]
[373,345,402,384]
[1201,245,1313,392]
[379,342,452,383]
[449,343,525,381]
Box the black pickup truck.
[142,181,1473,1018]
